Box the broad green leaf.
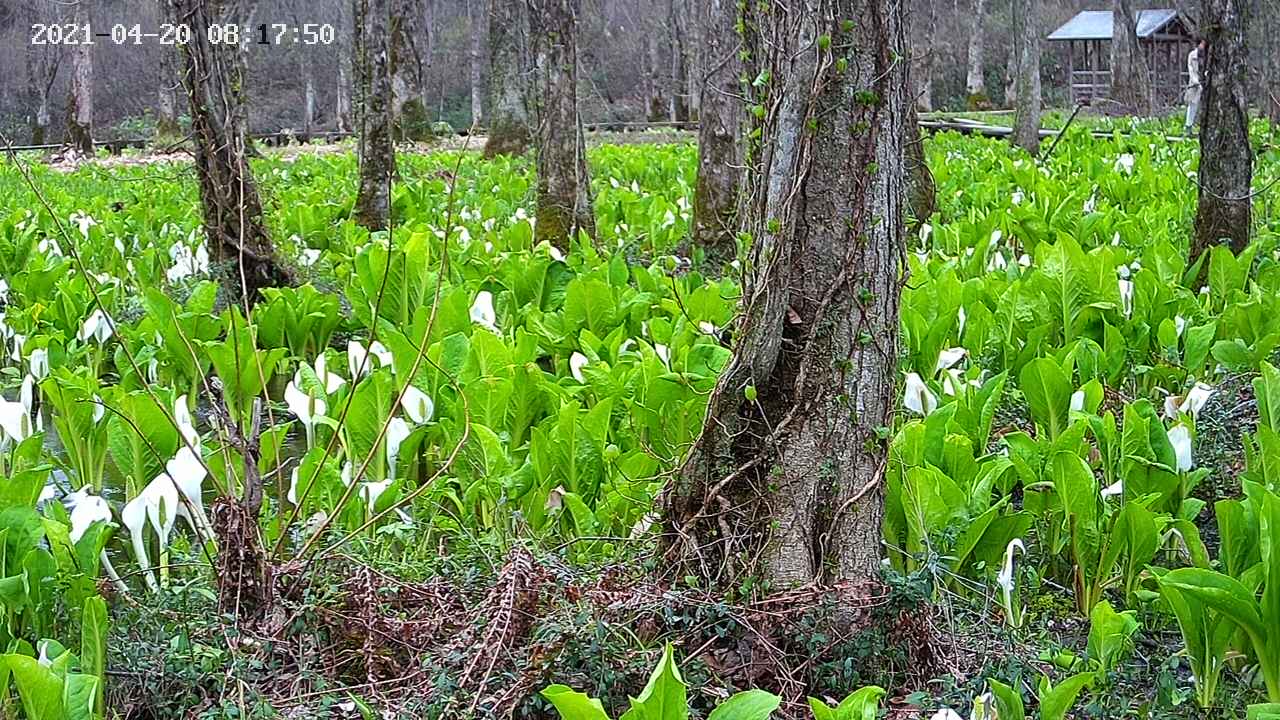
[543,685,612,720]
[705,690,780,720]
[1020,357,1072,440]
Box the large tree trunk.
[1110,0,1152,114]
[663,0,908,589]
[469,0,486,127]
[668,0,690,122]
[906,103,936,225]
[965,0,989,108]
[24,8,59,147]
[1011,0,1041,155]
[354,0,396,230]
[483,0,533,156]
[169,0,290,302]
[528,0,596,244]
[689,0,740,258]
[336,61,355,134]
[302,66,318,137]
[65,1,94,157]
[390,0,429,139]
[1193,0,1253,260]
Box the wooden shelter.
[1046,9,1196,106]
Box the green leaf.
[619,643,687,720]
[1038,672,1093,720]
[806,686,885,720]
[706,690,780,720]
[987,679,1024,720]
[543,685,612,720]
[1020,357,1072,440]
[3,654,64,720]
[1160,568,1267,648]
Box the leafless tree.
[1111,0,1152,114]
[1193,0,1252,260]
[528,0,595,244]
[689,0,739,259]
[664,0,909,588]
[1012,0,1042,154]
[966,0,989,107]
[354,0,396,229]
[65,0,94,156]
[468,0,485,126]
[483,0,532,156]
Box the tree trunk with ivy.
[689,0,741,260]
[662,0,908,589]
[169,0,291,302]
[65,0,94,157]
[528,0,595,244]
[354,0,396,230]
[483,0,533,157]
[1011,0,1041,155]
[1193,0,1253,260]
[1110,0,1152,114]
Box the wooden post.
[1068,41,1076,104]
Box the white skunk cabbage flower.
[67,486,112,543]
[569,352,589,383]
[166,445,211,538]
[971,693,994,720]
[903,372,937,416]
[1115,153,1136,174]
[401,386,434,424]
[931,710,963,720]
[957,306,967,336]
[174,395,200,449]
[347,340,392,378]
[285,380,327,448]
[1070,390,1085,413]
[1011,190,1025,205]
[996,538,1026,628]
[469,290,498,332]
[1181,382,1215,419]
[78,309,114,344]
[313,354,347,394]
[935,347,967,372]
[1118,279,1134,318]
[1175,315,1187,337]
[121,473,180,591]
[0,397,34,446]
[20,375,45,433]
[70,211,97,238]
[360,479,392,513]
[385,417,411,482]
[28,348,48,380]
[1169,423,1194,472]
[1101,479,1125,498]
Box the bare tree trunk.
[1263,0,1280,125]
[390,0,428,139]
[528,0,595,244]
[156,44,182,141]
[483,0,532,156]
[65,1,94,157]
[1111,0,1152,113]
[907,102,936,225]
[24,7,60,147]
[336,61,354,133]
[1012,0,1041,154]
[916,0,937,112]
[1193,0,1253,260]
[663,0,907,589]
[668,0,690,122]
[689,0,740,258]
[646,33,665,122]
[965,0,989,108]
[354,0,396,230]
[168,0,289,301]
[302,66,318,137]
[469,0,486,126]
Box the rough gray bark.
[337,61,354,134]
[24,7,60,147]
[302,67,318,136]
[168,0,290,301]
[646,33,665,122]
[1263,0,1280,125]
[65,0,94,156]
[689,0,741,258]
[965,0,988,108]
[1193,0,1253,260]
[156,44,182,141]
[483,0,532,156]
[907,102,936,225]
[1011,0,1041,154]
[468,0,486,126]
[916,0,937,112]
[668,0,690,122]
[354,0,396,230]
[528,0,596,244]
[1110,0,1152,113]
[663,0,907,588]
[390,0,429,139]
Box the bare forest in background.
[3,0,1269,146]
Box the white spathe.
[28,348,48,380]
[78,309,114,344]
[67,486,112,543]
[174,394,200,449]
[347,340,392,378]
[930,710,963,720]
[360,479,392,512]
[401,385,434,424]
[0,397,34,446]
[1169,423,1194,472]
[1118,279,1134,318]
[903,372,937,416]
[936,347,967,372]
[1101,479,1124,498]
[569,352,589,383]
[1070,390,1085,413]
[121,472,180,592]
[385,417,411,482]
[285,380,327,448]
[470,290,499,332]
